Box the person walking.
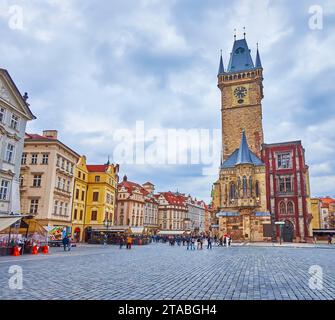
[328,234,332,245]
[67,236,72,251]
[223,236,227,247]
[119,236,124,249]
[197,237,201,250]
[227,235,232,247]
[62,235,69,252]
[207,236,212,250]
[126,236,132,249]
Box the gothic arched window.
[279,201,286,215]
[255,181,260,198]
[249,176,253,196]
[287,201,294,214]
[230,183,236,200]
[243,176,247,197]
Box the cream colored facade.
[0,69,35,215]
[310,198,321,230]
[20,130,79,228]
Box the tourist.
[67,236,72,251]
[223,236,227,247]
[126,236,132,249]
[119,237,124,249]
[328,234,332,245]
[190,237,196,250]
[62,235,68,252]
[227,235,232,247]
[103,234,108,246]
[197,237,201,250]
[207,236,212,250]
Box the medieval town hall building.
[212,35,312,242]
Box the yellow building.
[71,156,89,241]
[84,163,119,240]
[310,198,321,230]
[71,159,119,242]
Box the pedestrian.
[328,234,332,245]
[67,236,72,251]
[62,236,69,251]
[191,237,196,250]
[227,235,232,247]
[313,235,317,245]
[207,236,212,250]
[119,237,124,249]
[126,236,132,249]
[223,236,227,247]
[103,234,108,246]
[197,237,201,250]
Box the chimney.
[43,130,58,139]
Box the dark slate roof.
[227,38,255,72]
[255,47,262,68]
[221,131,264,168]
[218,53,225,75]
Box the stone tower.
[217,36,264,160]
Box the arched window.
[249,176,253,196]
[243,176,247,197]
[287,201,294,214]
[255,181,260,198]
[279,201,286,215]
[230,183,236,200]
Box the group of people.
[119,236,133,249]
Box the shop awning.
[157,231,185,235]
[130,227,144,234]
[0,216,22,232]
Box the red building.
[262,141,312,242]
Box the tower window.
[242,176,247,198]
[277,152,292,169]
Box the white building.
[0,69,35,215]
[185,196,206,233]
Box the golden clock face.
[231,84,250,106]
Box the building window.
[81,190,85,201]
[5,143,14,163]
[54,200,58,215]
[278,176,293,193]
[93,192,99,202]
[255,181,260,198]
[10,114,19,130]
[56,156,60,167]
[83,174,86,180]
[32,175,42,187]
[61,158,65,169]
[279,201,286,215]
[230,183,236,200]
[30,199,39,214]
[0,107,5,123]
[19,175,24,187]
[277,152,292,169]
[0,180,10,200]
[74,209,78,220]
[91,210,97,221]
[57,177,61,189]
[67,180,70,192]
[242,176,248,197]
[249,176,253,196]
[31,154,38,165]
[78,171,81,178]
[80,210,83,220]
[64,203,68,216]
[42,154,49,164]
[66,161,69,172]
[95,176,100,182]
[287,201,294,214]
[75,189,79,200]
[62,178,66,190]
[21,153,27,165]
[59,202,63,215]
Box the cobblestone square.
[0,243,334,300]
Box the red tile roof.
[118,180,149,196]
[86,165,108,173]
[320,197,335,208]
[159,192,187,206]
[25,133,55,141]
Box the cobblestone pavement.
[0,243,334,300]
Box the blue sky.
[0,0,335,202]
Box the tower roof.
[218,52,225,75]
[227,38,255,73]
[255,46,262,68]
[221,130,263,168]
[236,130,253,164]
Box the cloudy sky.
[0,0,334,202]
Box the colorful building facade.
[0,69,35,215]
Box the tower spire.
[236,129,253,165]
[255,43,262,68]
[217,49,225,75]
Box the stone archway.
[282,220,294,242]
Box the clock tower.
[218,36,264,160]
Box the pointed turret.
[217,51,225,75]
[255,44,262,69]
[227,37,254,72]
[236,130,253,165]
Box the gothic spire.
[217,50,225,75]
[255,43,262,69]
[236,130,253,165]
